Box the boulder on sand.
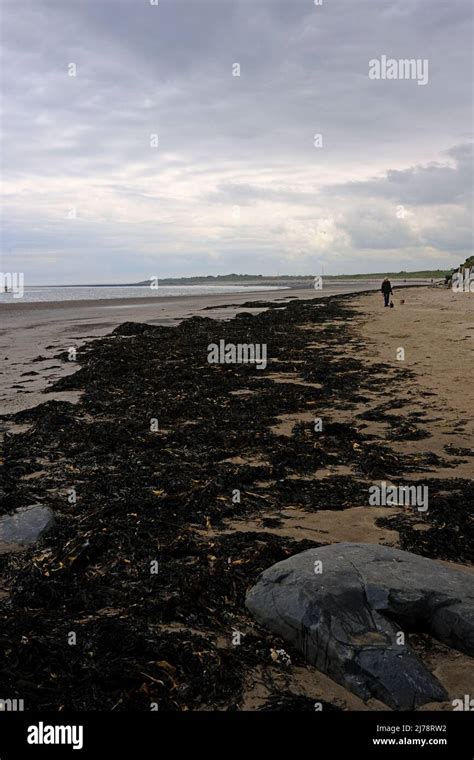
[246,543,474,710]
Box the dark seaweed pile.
[376,478,474,563]
[0,294,471,710]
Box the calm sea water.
[0,284,287,304]
[0,279,427,305]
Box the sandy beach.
[0,284,472,712]
[211,285,474,709]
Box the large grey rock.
[246,543,474,710]
[0,505,54,550]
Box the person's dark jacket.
[381,280,393,295]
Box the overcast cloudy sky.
[1,0,472,283]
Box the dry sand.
[354,286,474,444]
[212,285,474,709]
[226,285,473,541]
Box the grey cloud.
[0,0,472,281]
[327,143,473,205]
[340,208,420,251]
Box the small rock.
[0,505,54,550]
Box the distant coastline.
[24,270,449,288]
[142,270,449,286]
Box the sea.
[0,279,429,305]
[0,284,287,304]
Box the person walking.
[381,277,393,307]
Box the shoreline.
[0,283,385,416]
[0,286,472,711]
[0,279,432,313]
[0,286,289,312]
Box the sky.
[0,0,472,284]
